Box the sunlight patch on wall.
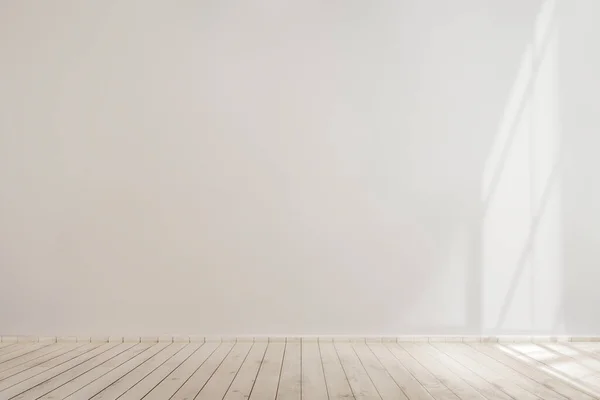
[481,0,562,333]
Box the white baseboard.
[2,335,599,343]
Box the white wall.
[1,0,599,336]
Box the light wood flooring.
[1,340,600,399]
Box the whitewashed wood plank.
[567,342,600,366]
[507,344,594,379]
[10,343,134,400]
[385,343,460,400]
[352,342,408,399]
[430,343,539,400]
[0,343,71,375]
[400,343,485,400]
[170,342,235,400]
[0,343,113,398]
[143,342,219,400]
[0,343,49,364]
[0,344,19,355]
[503,343,600,395]
[195,342,253,400]
[540,343,600,378]
[334,341,380,399]
[421,342,514,400]
[301,340,328,400]
[0,344,81,381]
[0,343,101,393]
[469,343,597,400]
[277,340,302,400]
[118,343,201,400]
[223,341,268,400]
[247,341,285,400]
[8,339,600,399]
[568,342,600,356]
[64,343,170,400]
[439,343,565,400]
[90,343,187,400]
[319,340,354,399]
[38,343,153,399]
[367,343,434,400]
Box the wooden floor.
[1,340,600,399]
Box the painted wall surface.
[1,0,598,336]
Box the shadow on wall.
[296,0,553,335]
[340,0,600,335]
[474,0,600,336]
[355,0,550,335]
[558,0,600,335]
[479,0,562,334]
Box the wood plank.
[430,343,540,400]
[118,343,201,400]
[334,341,380,399]
[0,344,50,364]
[400,343,485,400]
[247,341,285,400]
[567,343,600,363]
[0,344,81,381]
[352,342,407,399]
[223,341,268,400]
[0,343,72,374]
[319,341,354,399]
[0,345,19,355]
[539,343,600,378]
[385,343,459,400]
[301,341,328,400]
[0,344,100,392]
[565,342,600,386]
[196,342,253,400]
[64,343,170,400]
[276,340,302,400]
[10,343,134,400]
[508,344,594,379]
[439,343,566,400]
[0,343,113,398]
[90,343,187,400]
[0,345,25,355]
[143,342,219,400]
[6,340,600,399]
[503,343,600,395]
[419,343,514,400]
[38,343,153,399]
[568,342,600,354]
[367,343,434,400]
[170,342,235,399]
[469,343,597,400]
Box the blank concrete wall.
[1,0,598,336]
